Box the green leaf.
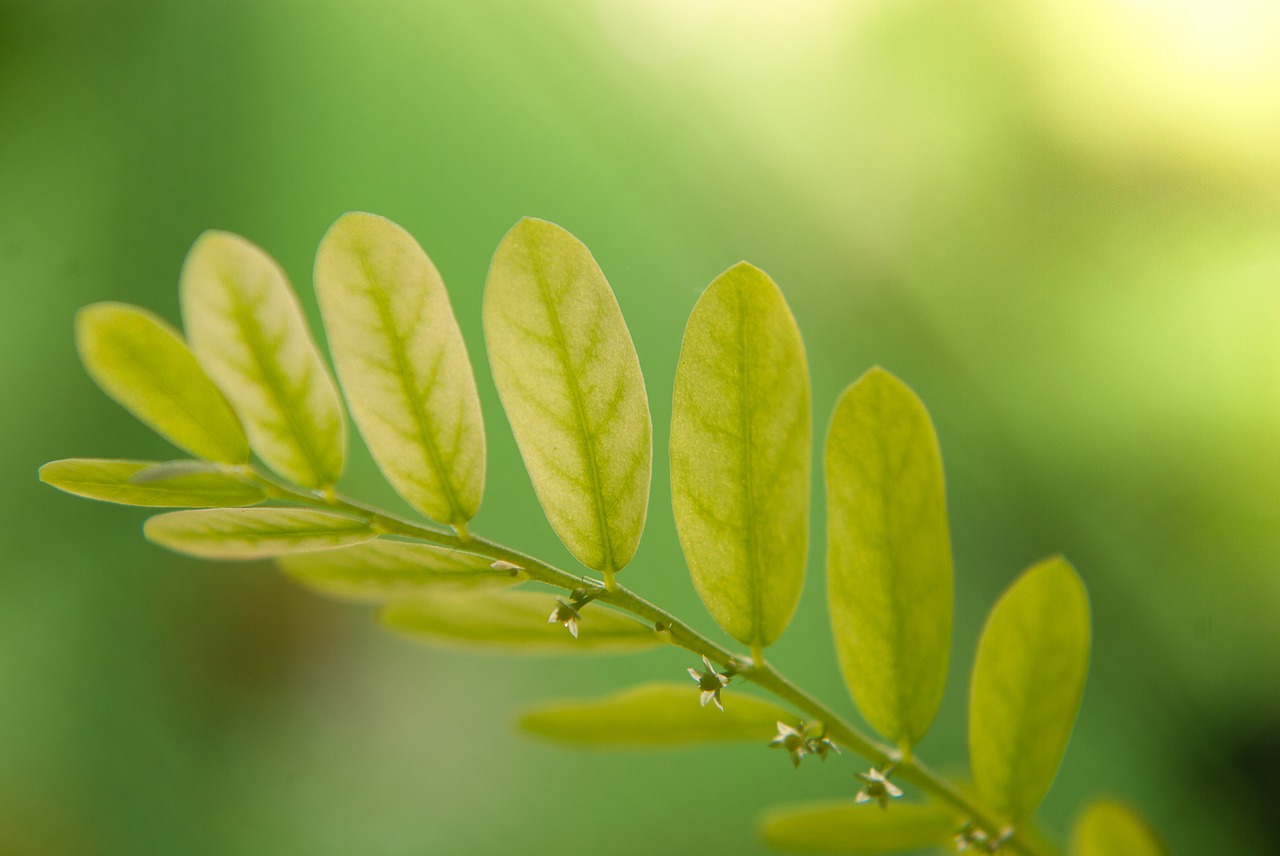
[969,556,1091,821]
[144,508,376,559]
[1073,799,1168,856]
[180,230,346,489]
[482,218,652,576]
[825,367,953,748]
[314,212,485,528]
[670,262,811,651]
[75,302,250,464]
[278,539,524,602]
[39,458,265,508]
[518,682,796,748]
[381,589,661,653]
[760,800,958,854]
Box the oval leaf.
[144,508,376,559]
[1073,799,1168,856]
[40,458,264,508]
[381,589,660,653]
[75,302,249,464]
[180,231,346,488]
[314,213,485,528]
[482,218,652,575]
[670,263,811,651]
[825,367,953,748]
[518,682,796,748]
[969,556,1091,821]
[760,800,958,854]
[278,539,523,601]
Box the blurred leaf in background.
[2,0,1278,854]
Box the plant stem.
[250,469,1061,856]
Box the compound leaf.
[671,262,811,651]
[760,800,957,854]
[40,458,264,508]
[314,212,485,528]
[278,539,523,601]
[381,589,660,653]
[518,682,795,748]
[144,507,376,560]
[826,367,953,748]
[1073,799,1168,856]
[483,218,651,575]
[969,556,1091,821]
[180,231,345,488]
[75,302,249,464]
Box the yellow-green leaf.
[1073,799,1169,856]
[760,800,957,854]
[482,218,652,576]
[75,302,249,464]
[314,212,485,527]
[825,367,953,748]
[144,508,376,559]
[671,263,811,651]
[278,539,523,602]
[180,231,346,489]
[969,556,1091,822]
[518,682,796,748]
[39,458,264,507]
[381,589,661,653]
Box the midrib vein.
[360,253,465,524]
[738,295,764,646]
[528,247,616,571]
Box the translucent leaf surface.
[518,682,796,747]
[314,212,485,527]
[39,458,264,507]
[671,263,811,650]
[381,589,660,653]
[969,556,1091,821]
[144,508,376,559]
[483,218,651,574]
[1073,799,1169,856]
[75,302,249,464]
[825,367,953,748]
[760,800,957,854]
[180,231,346,488]
[278,539,523,601]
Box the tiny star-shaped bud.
[954,821,989,852]
[769,721,809,767]
[805,731,840,761]
[548,598,581,638]
[854,766,903,810]
[687,655,730,711]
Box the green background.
[3,1,1278,853]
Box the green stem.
[252,469,1060,856]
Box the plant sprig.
[41,213,1168,856]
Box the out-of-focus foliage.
[278,540,524,602]
[381,589,662,653]
[518,683,796,747]
[4,0,1278,854]
[760,801,958,854]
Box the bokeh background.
[3,1,1279,853]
